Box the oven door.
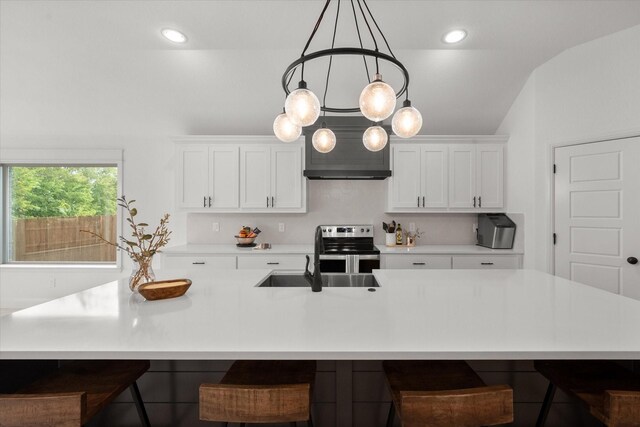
[319,254,347,273]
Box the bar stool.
[383,360,513,427]
[0,360,151,426]
[535,360,640,427]
[199,360,316,426]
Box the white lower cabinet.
[162,255,236,271]
[452,255,520,269]
[237,254,312,271]
[383,255,452,269]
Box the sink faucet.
[304,225,323,292]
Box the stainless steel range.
[318,224,380,273]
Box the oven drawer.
[383,255,452,269]
[237,255,312,271]
[452,255,520,269]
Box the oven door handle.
[319,254,348,260]
[357,254,381,260]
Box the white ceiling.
[1,0,640,137]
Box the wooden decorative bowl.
[138,279,192,301]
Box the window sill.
[0,264,122,271]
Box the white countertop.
[163,244,314,255]
[2,269,639,360]
[376,244,523,255]
[163,244,522,256]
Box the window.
[1,149,122,265]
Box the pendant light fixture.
[274,0,423,151]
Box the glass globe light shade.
[362,125,388,152]
[392,102,423,138]
[359,74,396,122]
[312,127,336,153]
[285,83,321,127]
[273,113,302,143]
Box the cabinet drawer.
[163,255,236,270]
[237,255,311,271]
[452,255,520,269]
[383,255,452,269]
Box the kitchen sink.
[257,273,379,288]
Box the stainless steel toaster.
[476,214,516,249]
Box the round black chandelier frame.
[280,0,412,115]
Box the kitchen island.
[2,269,639,360]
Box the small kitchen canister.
[385,233,396,246]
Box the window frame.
[0,149,123,269]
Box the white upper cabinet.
[175,136,306,213]
[241,144,304,211]
[177,145,209,209]
[388,136,506,212]
[448,144,476,209]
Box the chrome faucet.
[304,225,323,292]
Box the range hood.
[302,117,392,180]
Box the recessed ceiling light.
[161,28,187,43]
[443,29,467,44]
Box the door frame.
[549,129,640,275]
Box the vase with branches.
[82,196,171,292]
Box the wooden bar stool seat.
[383,360,513,427]
[0,360,151,427]
[534,360,640,427]
[199,360,316,426]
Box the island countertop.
[1,269,639,360]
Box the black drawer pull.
[192,262,205,265]
[481,262,494,265]
[412,262,426,265]
[266,262,280,265]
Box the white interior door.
[554,137,640,299]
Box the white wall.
[498,24,640,272]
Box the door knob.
[628,257,639,265]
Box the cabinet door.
[271,146,302,209]
[476,144,504,209]
[448,145,476,208]
[390,145,421,209]
[176,145,209,209]
[421,145,448,208]
[209,146,239,208]
[240,146,271,209]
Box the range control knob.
[322,228,326,232]
[328,228,332,232]
[361,228,365,232]
[366,228,370,232]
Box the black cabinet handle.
[473,196,476,208]
[422,196,425,207]
[192,262,205,265]
[628,257,639,265]
[417,196,420,207]
[272,196,275,207]
[479,196,482,208]
[267,262,280,265]
[412,262,426,265]
[481,262,494,265]
[208,196,212,207]
[203,196,206,208]
[266,196,269,208]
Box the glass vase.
[129,256,155,292]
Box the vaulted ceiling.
[2,1,640,137]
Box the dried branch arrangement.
[82,196,172,263]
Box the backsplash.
[187,180,484,245]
